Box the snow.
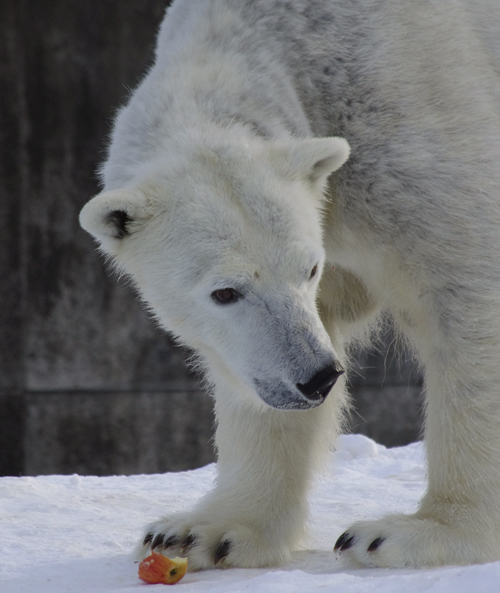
[1,434,499,592]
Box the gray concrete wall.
[348,332,425,447]
[0,0,424,477]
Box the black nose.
[296,362,345,401]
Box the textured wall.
[348,331,424,447]
[0,0,217,477]
[0,0,423,477]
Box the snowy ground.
[1,434,499,593]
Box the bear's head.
[80,135,349,411]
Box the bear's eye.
[309,264,318,280]
[211,288,241,305]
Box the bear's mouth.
[253,378,328,410]
[253,362,343,410]
[301,382,335,401]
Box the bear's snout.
[296,362,345,401]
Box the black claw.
[367,536,385,552]
[340,535,355,551]
[143,532,154,546]
[180,533,196,553]
[164,534,180,549]
[334,531,350,551]
[334,531,355,552]
[151,533,165,550]
[214,540,231,566]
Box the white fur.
[80,0,500,570]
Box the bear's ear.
[79,188,150,254]
[274,137,350,191]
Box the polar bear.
[79,0,500,570]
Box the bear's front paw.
[334,513,500,568]
[137,512,292,570]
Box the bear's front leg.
[138,382,343,570]
[335,292,500,568]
